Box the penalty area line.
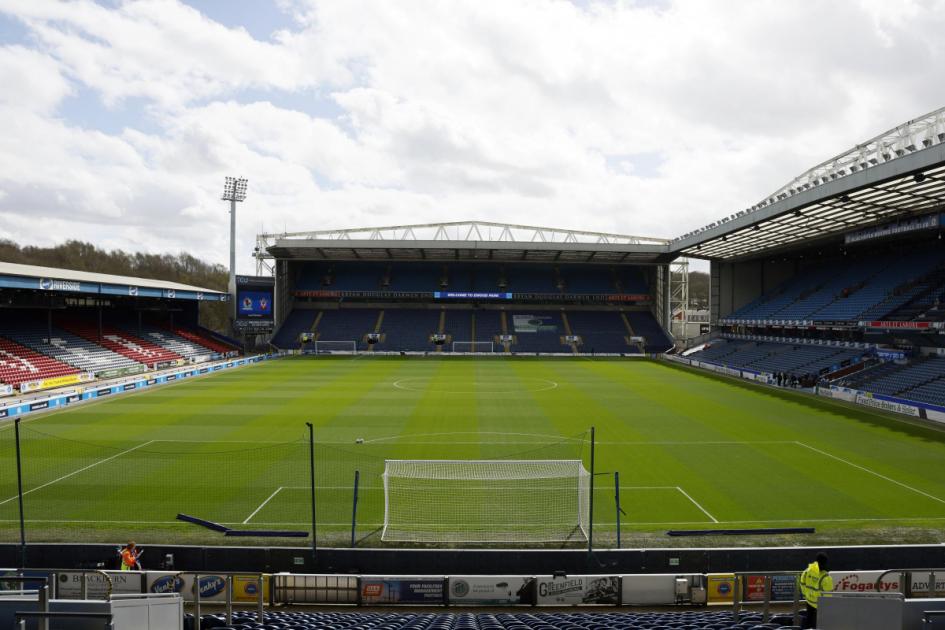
[794,441,945,506]
[675,487,719,523]
[0,440,156,507]
[243,487,284,524]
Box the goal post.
[451,341,494,353]
[312,340,357,354]
[381,459,590,543]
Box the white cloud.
[0,0,943,272]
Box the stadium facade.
[253,106,945,417]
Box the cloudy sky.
[0,0,943,273]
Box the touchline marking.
[795,441,945,506]
[0,440,155,507]
[243,487,284,524]
[676,487,719,523]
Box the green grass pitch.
[3,355,945,548]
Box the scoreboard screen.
[235,275,274,327]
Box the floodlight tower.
[221,177,248,300]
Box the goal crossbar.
[382,459,590,544]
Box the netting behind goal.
[452,341,494,353]
[382,459,590,543]
[313,340,357,353]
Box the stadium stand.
[270,310,317,348]
[0,321,140,374]
[313,309,380,350]
[171,326,238,354]
[508,311,567,353]
[191,610,794,630]
[375,309,440,351]
[124,324,218,359]
[474,309,504,351]
[837,356,945,406]
[0,336,80,386]
[61,321,182,366]
[688,338,864,378]
[625,311,674,353]
[725,247,945,323]
[566,310,633,353]
[442,309,473,350]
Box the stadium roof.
[671,105,945,260]
[260,221,674,264]
[0,261,227,301]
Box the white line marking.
[0,440,155,506]
[243,487,283,524]
[676,486,719,523]
[795,441,945,506]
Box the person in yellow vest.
[119,541,142,571]
[799,552,833,628]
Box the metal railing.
[732,572,802,626]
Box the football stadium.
[2,106,945,629]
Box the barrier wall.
[0,355,273,421]
[817,384,945,423]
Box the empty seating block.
[193,609,792,630]
[0,337,79,387]
[0,323,139,375]
[62,322,182,366]
[567,311,632,353]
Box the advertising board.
[360,577,444,605]
[57,571,144,599]
[706,574,735,604]
[534,575,619,605]
[146,572,268,603]
[448,577,531,605]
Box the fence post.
[14,418,27,568]
[225,575,233,626]
[351,470,360,548]
[306,422,317,561]
[792,573,801,627]
[587,426,595,554]
[762,575,772,622]
[193,574,201,630]
[614,471,622,549]
[257,575,264,622]
[38,584,49,630]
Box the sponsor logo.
[146,379,157,385]
[0,409,8,418]
[198,575,226,598]
[362,583,383,597]
[451,580,470,597]
[150,575,185,594]
[199,368,209,374]
[244,582,258,595]
[717,582,732,595]
[97,388,112,396]
[128,286,138,296]
[29,401,49,411]
[123,383,136,391]
[196,292,204,300]
[66,394,80,403]
[39,278,81,292]
[166,375,177,381]
[835,573,899,593]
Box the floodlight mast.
[221,176,248,302]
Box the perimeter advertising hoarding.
[535,575,619,605]
[57,571,144,600]
[744,575,798,602]
[706,574,735,604]
[360,577,444,605]
[147,571,268,603]
[448,577,531,605]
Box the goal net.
[313,340,357,354]
[381,459,590,543]
[452,341,494,353]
